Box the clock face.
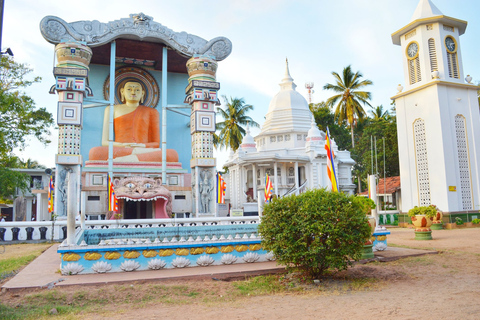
[407,42,418,58]
[445,37,456,52]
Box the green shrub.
[407,205,437,218]
[455,217,464,225]
[258,189,371,279]
[352,197,376,215]
[472,218,480,225]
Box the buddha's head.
[120,81,145,104]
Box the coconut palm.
[215,96,259,151]
[323,65,373,148]
[18,158,46,169]
[369,105,389,121]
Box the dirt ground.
[2,228,480,319]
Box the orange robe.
[89,106,178,162]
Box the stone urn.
[411,214,433,240]
[431,210,443,230]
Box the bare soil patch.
[1,228,480,319]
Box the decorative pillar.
[274,162,278,196]
[185,55,220,216]
[252,164,257,200]
[294,162,299,195]
[50,41,92,244]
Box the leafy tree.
[0,56,54,200]
[215,96,259,151]
[309,102,351,150]
[17,158,46,169]
[259,189,371,279]
[369,105,389,121]
[323,65,373,148]
[352,116,399,191]
[0,156,29,203]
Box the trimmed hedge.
[259,189,371,279]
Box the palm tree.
[323,65,373,148]
[18,158,46,169]
[215,96,259,151]
[369,105,389,121]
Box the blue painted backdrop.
[81,65,191,171]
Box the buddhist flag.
[217,172,226,204]
[47,175,54,213]
[265,174,273,203]
[325,127,338,192]
[108,174,119,212]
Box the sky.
[3,0,480,169]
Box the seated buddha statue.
[89,81,179,162]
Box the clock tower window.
[455,115,473,210]
[445,36,459,79]
[407,41,421,84]
[428,38,438,73]
[408,58,422,85]
[447,52,459,79]
[413,119,431,206]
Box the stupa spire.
[280,58,297,91]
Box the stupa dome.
[240,123,257,152]
[260,59,312,135]
[306,116,325,146]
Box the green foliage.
[455,217,464,225]
[233,275,286,296]
[472,218,480,225]
[351,116,399,191]
[0,56,54,157]
[369,105,389,121]
[310,102,351,150]
[407,206,437,218]
[0,254,39,277]
[215,96,259,151]
[0,164,29,203]
[258,189,372,279]
[323,65,373,148]
[0,56,53,200]
[352,196,376,215]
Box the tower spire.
[280,58,296,90]
[410,0,443,22]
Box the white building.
[392,0,480,213]
[9,169,53,222]
[224,61,356,213]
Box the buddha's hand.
[129,143,146,148]
[119,143,146,148]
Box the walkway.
[1,228,438,291]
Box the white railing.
[0,216,261,242]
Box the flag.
[325,127,338,192]
[194,89,203,99]
[48,175,54,213]
[217,172,226,204]
[265,174,273,203]
[108,174,119,212]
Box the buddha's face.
[121,82,144,103]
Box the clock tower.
[392,0,480,215]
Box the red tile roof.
[359,176,401,195]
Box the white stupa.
[224,60,355,213]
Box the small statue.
[199,170,214,213]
